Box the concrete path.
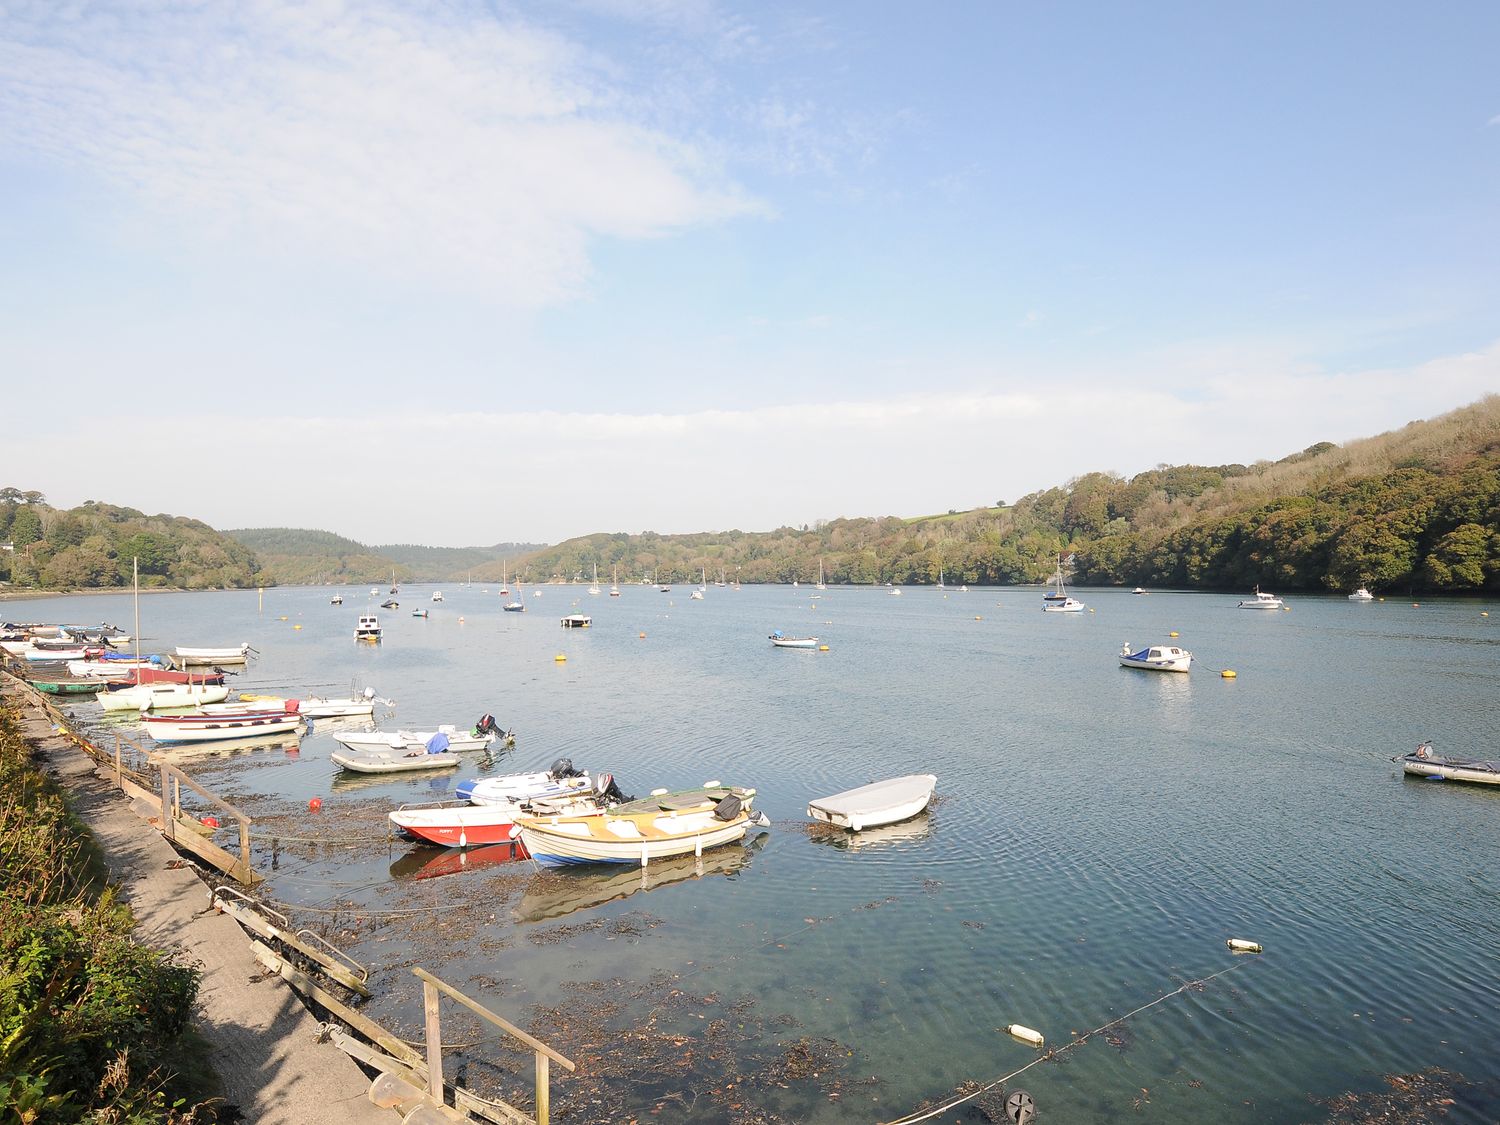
[7,687,390,1124]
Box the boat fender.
[713,794,743,821]
[1004,1023,1044,1048]
[1226,938,1262,953]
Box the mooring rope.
[876,959,1258,1125]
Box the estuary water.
[23,582,1500,1123]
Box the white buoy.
[1004,1023,1045,1048]
[1227,938,1263,953]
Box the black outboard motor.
[548,757,581,780]
[712,793,743,821]
[473,713,500,737]
[594,774,632,805]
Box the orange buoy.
[309,798,323,812]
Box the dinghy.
[98,682,231,712]
[807,774,937,832]
[516,785,762,867]
[140,709,302,743]
[391,772,619,848]
[1400,742,1500,786]
[332,716,505,755]
[332,730,464,774]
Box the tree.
[9,506,43,548]
[1421,524,1493,590]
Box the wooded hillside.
[513,396,1500,594]
[224,528,543,585]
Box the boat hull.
[1401,755,1500,786]
[518,810,751,867]
[331,746,461,773]
[333,727,493,753]
[807,774,937,832]
[141,713,302,743]
[390,805,525,846]
[1119,646,1192,673]
[99,683,231,712]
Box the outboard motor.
[473,713,499,737]
[549,757,581,780]
[594,773,632,805]
[712,793,743,822]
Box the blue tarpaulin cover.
[425,732,450,755]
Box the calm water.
[24,583,1500,1122]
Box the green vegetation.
[516,397,1500,593]
[224,528,542,585]
[0,704,209,1122]
[0,493,259,592]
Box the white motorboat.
[807,774,937,832]
[1238,586,1285,609]
[769,631,818,649]
[560,613,592,628]
[1348,587,1374,601]
[1119,643,1192,672]
[332,742,463,774]
[355,613,381,640]
[208,689,383,719]
[431,590,444,602]
[1043,597,1086,613]
[331,594,343,605]
[457,764,600,807]
[1132,587,1147,595]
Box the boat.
[516,785,764,867]
[174,644,252,665]
[355,613,381,641]
[1118,643,1192,672]
[332,718,505,755]
[1238,586,1285,610]
[1399,742,1500,786]
[381,599,400,609]
[560,613,591,628]
[1043,597,1086,613]
[140,710,303,743]
[331,593,343,605]
[769,630,818,649]
[1349,587,1374,601]
[412,608,429,618]
[217,690,382,718]
[889,587,902,596]
[98,682,231,713]
[392,771,617,848]
[807,774,937,832]
[935,564,944,592]
[588,564,600,596]
[503,579,526,612]
[27,677,104,696]
[103,666,225,687]
[610,565,620,597]
[816,559,827,591]
[689,585,704,602]
[431,590,443,602]
[370,587,379,596]
[68,657,164,678]
[499,561,510,596]
[332,737,464,774]
[1133,587,1147,595]
[456,761,600,806]
[390,569,399,594]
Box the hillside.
[512,396,1500,594]
[0,491,260,590]
[225,528,543,584]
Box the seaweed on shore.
[1313,1066,1474,1123]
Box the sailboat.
[690,566,706,600]
[503,572,525,612]
[588,563,601,596]
[390,568,398,595]
[715,568,727,588]
[816,558,827,591]
[499,561,510,597]
[936,563,945,591]
[1042,554,1085,613]
[610,565,620,597]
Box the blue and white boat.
[1119,642,1192,672]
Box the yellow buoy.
[975,615,982,621]
[1168,631,1178,638]
[1227,938,1263,954]
[1482,611,1490,617]
[293,624,302,630]
[1221,669,1237,679]
[818,644,829,651]
[639,632,647,639]
[1004,1023,1045,1049]
[279,615,288,621]
[554,654,566,663]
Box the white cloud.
[20,340,1499,545]
[0,1,763,305]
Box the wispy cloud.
[0,1,763,305]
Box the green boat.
[28,678,103,696]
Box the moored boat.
[174,643,252,664]
[1348,587,1375,601]
[1399,742,1500,786]
[769,630,818,649]
[332,739,463,774]
[517,785,762,867]
[140,710,302,743]
[99,682,231,713]
[27,677,103,696]
[807,774,937,832]
[1043,597,1086,613]
[560,613,591,628]
[332,716,505,755]
[355,614,381,641]
[1118,643,1193,672]
[392,770,618,848]
[1238,586,1285,610]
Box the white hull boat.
[140,711,302,743]
[174,644,251,664]
[68,659,160,678]
[99,683,231,712]
[229,692,382,718]
[456,767,598,807]
[332,725,497,754]
[807,774,937,832]
[1119,643,1192,672]
[1238,587,1285,609]
[1043,597,1086,613]
[769,631,818,649]
[517,786,761,867]
[332,745,462,773]
[1348,588,1374,601]
[560,614,592,627]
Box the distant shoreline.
[0,587,188,602]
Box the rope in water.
[876,959,1258,1125]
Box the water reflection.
[388,839,525,880]
[515,832,766,923]
[805,811,933,851]
[148,731,303,760]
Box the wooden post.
[535,1054,550,1125]
[158,764,174,841]
[114,734,122,787]
[238,820,251,872]
[172,776,181,821]
[423,979,444,1101]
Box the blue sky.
[2,1,1497,545]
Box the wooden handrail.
[412,968,575,1071]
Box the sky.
[2,0,1498,546]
